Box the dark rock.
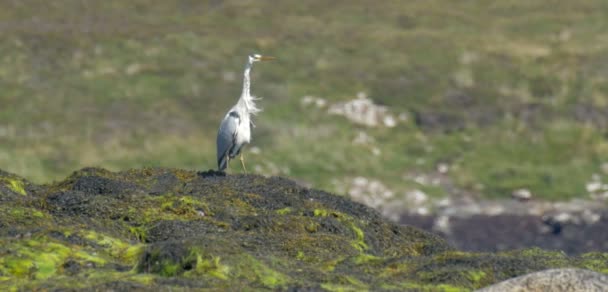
[71,175,138,196]
[148,172,180,195]
[401,213,608,255]
[62,260,81,276]
[145,220,226,242]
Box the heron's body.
[216,106,252,170]
[216,54,272,172]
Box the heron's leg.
[239,153,248,173]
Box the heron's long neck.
[238,62,260,114]
[241,64,252,100]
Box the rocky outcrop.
[0,167,607,291]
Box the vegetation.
[1,167,607,290]
[2,2,608,201]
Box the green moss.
[128,226,147,242]
[578,252,608,273]
[179,248,289,288]
[192,255,230,280]
[353,253,382,265]
[32,210,45,218]
[275,207,292,215]
[5,178,26,196]
[73,249,107,265]
[468,270,486,283]
[160,262,180,277]
[312,209,368,252]
[313,208,344,218]
[158,195,210,217]
[0,206,50,227]
[348,222,368,252]
[501,247,570,267]
[305,222,319,233]
[321,276,368,292]
[321,257,345,273]
[0,176,27,196]
[81,231,144,265]
[386,282,468,292]
[243,255,290,288]
[0,238,105,280]
[320,284,363,292]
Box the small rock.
[581,210,600,225]
[383,115,397,127]
[512,188,532,201]
[405,189,428,205]
[328,95,397,128]
[433,215,452,234]
[416,207,429,216]
[586,181,602,193]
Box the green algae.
[348,222,368,252]
[2,206,48,220]
[241,255,290,288]
[322,275,369,292]
[160,195,210,217]
[467,270,488,286]
[0,174,28,196]
[3,178,26,196]
[192,255,230,280]
[0,206,51,230]
[313,208,369,252]
[152,245,290,289]
[0,238,105,281]
[321,256,346,273]
[1,167,607,290]
[82,231,144,265]
[578,252,608,273]
[352,253,382,265]
[393,283,468,292]
[275,207,292,215]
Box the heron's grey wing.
[217,111,240,171]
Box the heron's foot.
[240,153,248,174]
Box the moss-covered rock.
[0,167,606,291]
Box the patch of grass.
[1,0,608,202]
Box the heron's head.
[249,54,275,63]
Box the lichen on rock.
[0,167,606,291]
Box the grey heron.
[216,54,274,172]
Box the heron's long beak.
[259,56,276,61]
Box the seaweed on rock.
[0,167,606,291]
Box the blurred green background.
[1,0,608,202]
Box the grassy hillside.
[1,1,608,201]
